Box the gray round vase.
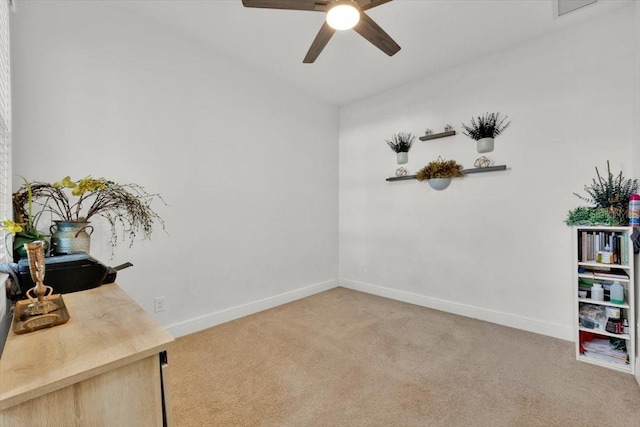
[427,178,452,191]
[50,220,94,255]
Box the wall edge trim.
[339,279,573,341]
[165,279,339,338]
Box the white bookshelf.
[573,226,636,375]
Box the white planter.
[477,137,495,153]
[427,178,451,191]
[396,152,408,164]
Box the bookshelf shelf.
[577,261,630,270]
[578,273,630,283]
[574,226,636,375]
[577,327,630,341]
[577,354,632,374]
[577,298,630,309]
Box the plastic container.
[591,283,604,301]
[630,194,640,227]
[610,281,624,304]
[606,318,622,334]
[605,306,620,319]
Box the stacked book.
[579,269,629,281]
[582,338,629,365]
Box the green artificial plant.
[461,112,511,140]
[385,132,415,153]
[564,206,616,226]
[572,161,638,225]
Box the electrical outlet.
[154,296,166,313]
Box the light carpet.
[169,287,640,426]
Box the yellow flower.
[53,176,77,189]
[72,177,106,196]
[1,219,24,234]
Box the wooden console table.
[0,284,174,426]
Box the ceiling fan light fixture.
[326,1,360,31]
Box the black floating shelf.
[462,165,507,174]
[418,130,456,141]
[386,175,418,181]
[386,165,507,182]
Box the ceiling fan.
[241,0,401,63]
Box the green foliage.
[573,161,638,225]
[461,112,511,141]
[564,206,615,226]
[574,161,638,207]
[416,157,465,181]
[385,132,415,153]
[12,177,166,253]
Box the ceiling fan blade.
[242,0,328,11]
[303,22,336,63]
[353,12,400,57]
[360,0,393,11]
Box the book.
[592,269,629,280]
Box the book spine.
[578,231,582,262]
[609,233,614,252]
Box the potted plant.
[6,176,165,258]
[461,112,511,153]
[570,161,639,226]
[564,206,616,226]
[2,180,49,259]
[415,157,465,190]
[386,132,415,164]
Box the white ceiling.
[117,0,633,106]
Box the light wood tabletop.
[0,283,174,411]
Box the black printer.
[15,252,132,299]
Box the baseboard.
[340,279,574,341]
[166,279,339,338]
[166,277,574,341]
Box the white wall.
[634,0,640,387]
[10,1,339,336]
[339,5,637,341]
[8,1,639,348]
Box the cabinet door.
[0,354,164,427]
